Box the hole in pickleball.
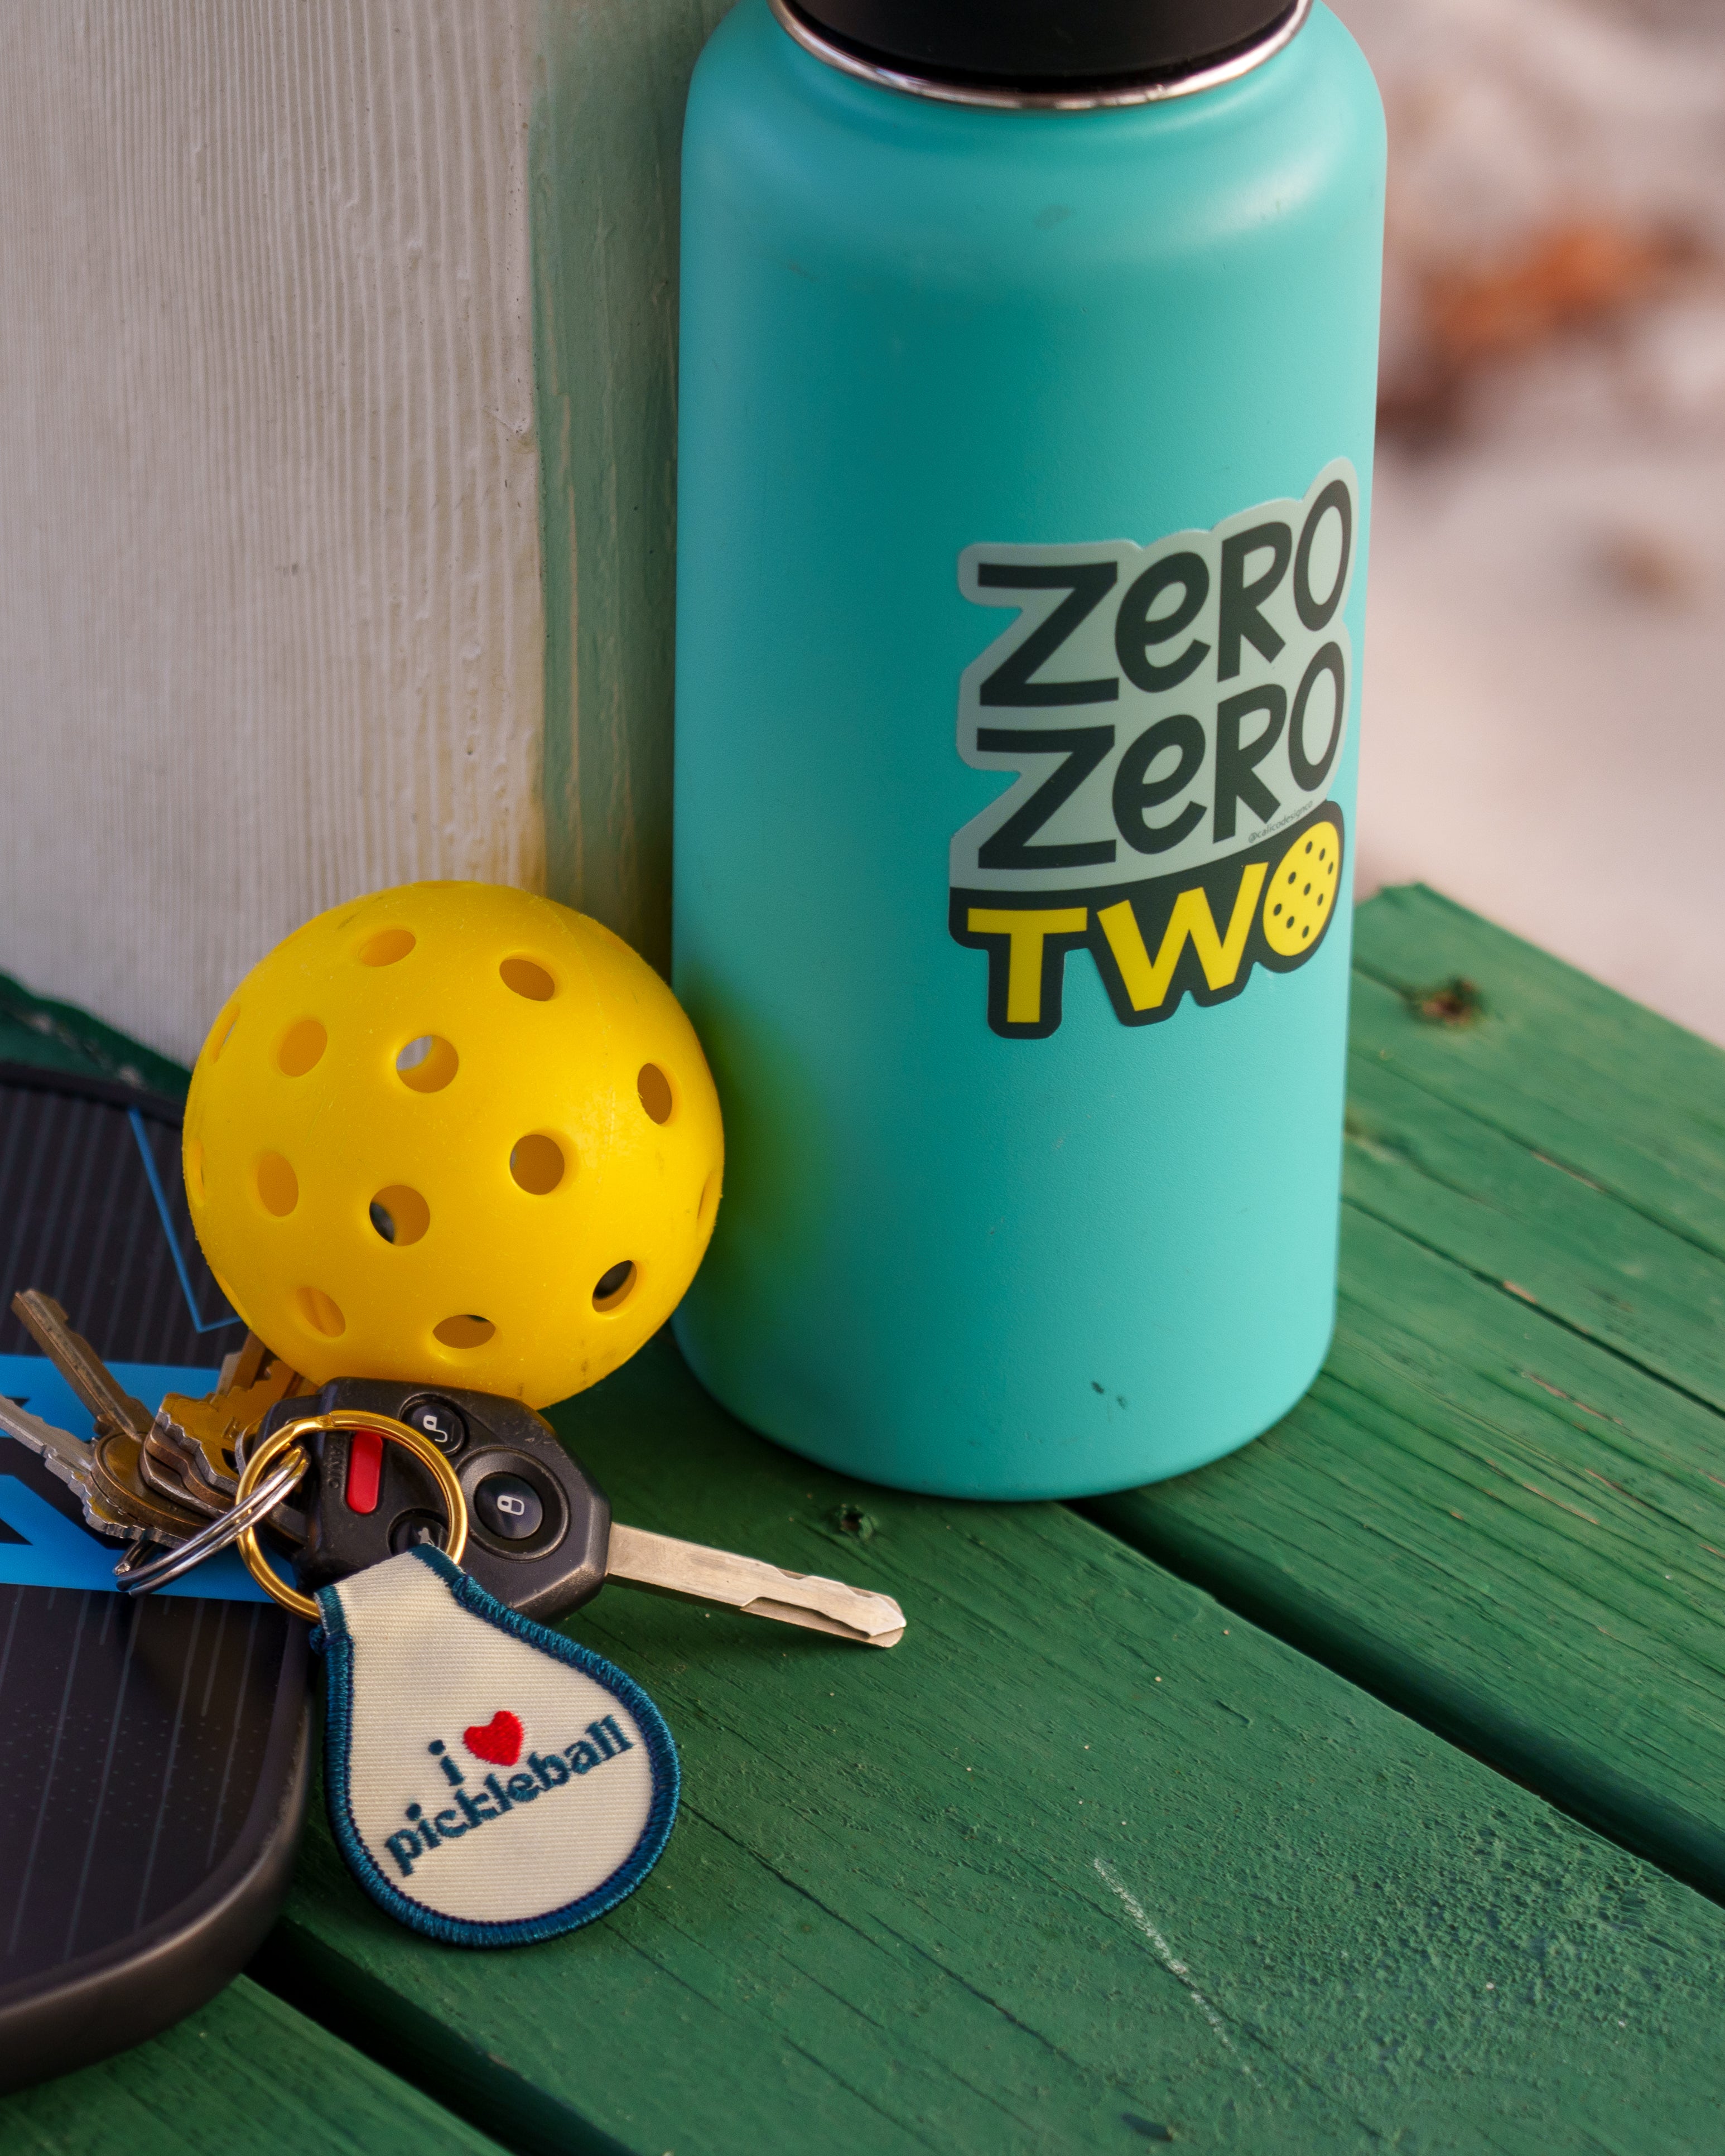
[256,1153,298,1216]
[186,1140,205,1203]
[698,1173,720,1232]
[209,1004,239,1059]
[371,1184,429,1245]
[592,1260,636,1312]
[297,1286,345,1337]
[509,1134,565,1195]
[500,956,555,1001]
[396,1035,458,1092]
[277,1017,326,1076]
[434,1313,495,1349]
[359,928,416,967]
[637,1063,674,1125]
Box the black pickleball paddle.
[0,1064,309,2091]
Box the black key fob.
[261,1380,610,1623]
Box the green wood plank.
[1352,885,1725,1262]
[1095,883,1725,1898]
[0,970,189,1097]
[261,1335,1725,2156]
[1343,1034,1725,1412]
[1094,1202,1725,1894]
[531,0,728,976]
[0,1974,504,2155]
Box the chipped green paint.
[0,968,189,1098]
[1098,884,1725,1896]
[21,896,1725,2145]
[0,1976,504,2155]
[1350,884,1725,1262]
[261,1330,1725,2155]
[530,0,727,974]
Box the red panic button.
[345,1427,385,1514]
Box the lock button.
[267,1377,605,1621]
[474,1471,544,1542]
[402,1396,467,1455]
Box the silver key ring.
[115,1445,311,1596]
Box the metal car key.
[153,1330,310,1504]
[89,1427,211,1542]
[1,1296,204,1545]
[3,1291,307,1551]
[0,1389,152,1542]
[12,1289,153,1445]
[264,1378,905,1646]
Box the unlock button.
[473,1471,544,1542]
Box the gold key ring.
[234,1410,469,1621]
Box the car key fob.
[262,1380,609,1623]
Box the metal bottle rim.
[767,0,1313,112]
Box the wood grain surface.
[1096,885,1725,1894]
[532,0,729,976]
[0,2,545,1067]
[0,970,188,1099]
[259,1332,1725,2156]
[15,891,1725,2146]
[1347,886,1725,1257]
[1,1974,504,2154]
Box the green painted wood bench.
[7,884,1725,2154]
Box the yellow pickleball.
[1262,816,1342,958]
[182,882,723,1407]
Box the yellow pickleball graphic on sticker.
[183,882,724,1408]
[1263,820,1341,957]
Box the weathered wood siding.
[532,0,729,976]
[0,2,545,1065]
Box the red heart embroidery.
[463,1711,524,1768]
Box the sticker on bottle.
[949,460,1357,1038]
[317,1545,678,1946]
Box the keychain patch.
[317,1545,678,1946]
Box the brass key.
[12,1290,151,1444]
[151,1333,311,1506]
[0,1392,150,1542]
[3,1293,307,1550]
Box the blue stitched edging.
[316,1546,680,1948]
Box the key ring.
[235,1410,469,1621]
[116,1445,311,1595]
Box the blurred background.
[0,0,1719,1061]
[1334,0,1725,1043]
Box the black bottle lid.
[780,0,1303,96]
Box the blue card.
[0,1356,272,1600]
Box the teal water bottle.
[673,0,1385,1498]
